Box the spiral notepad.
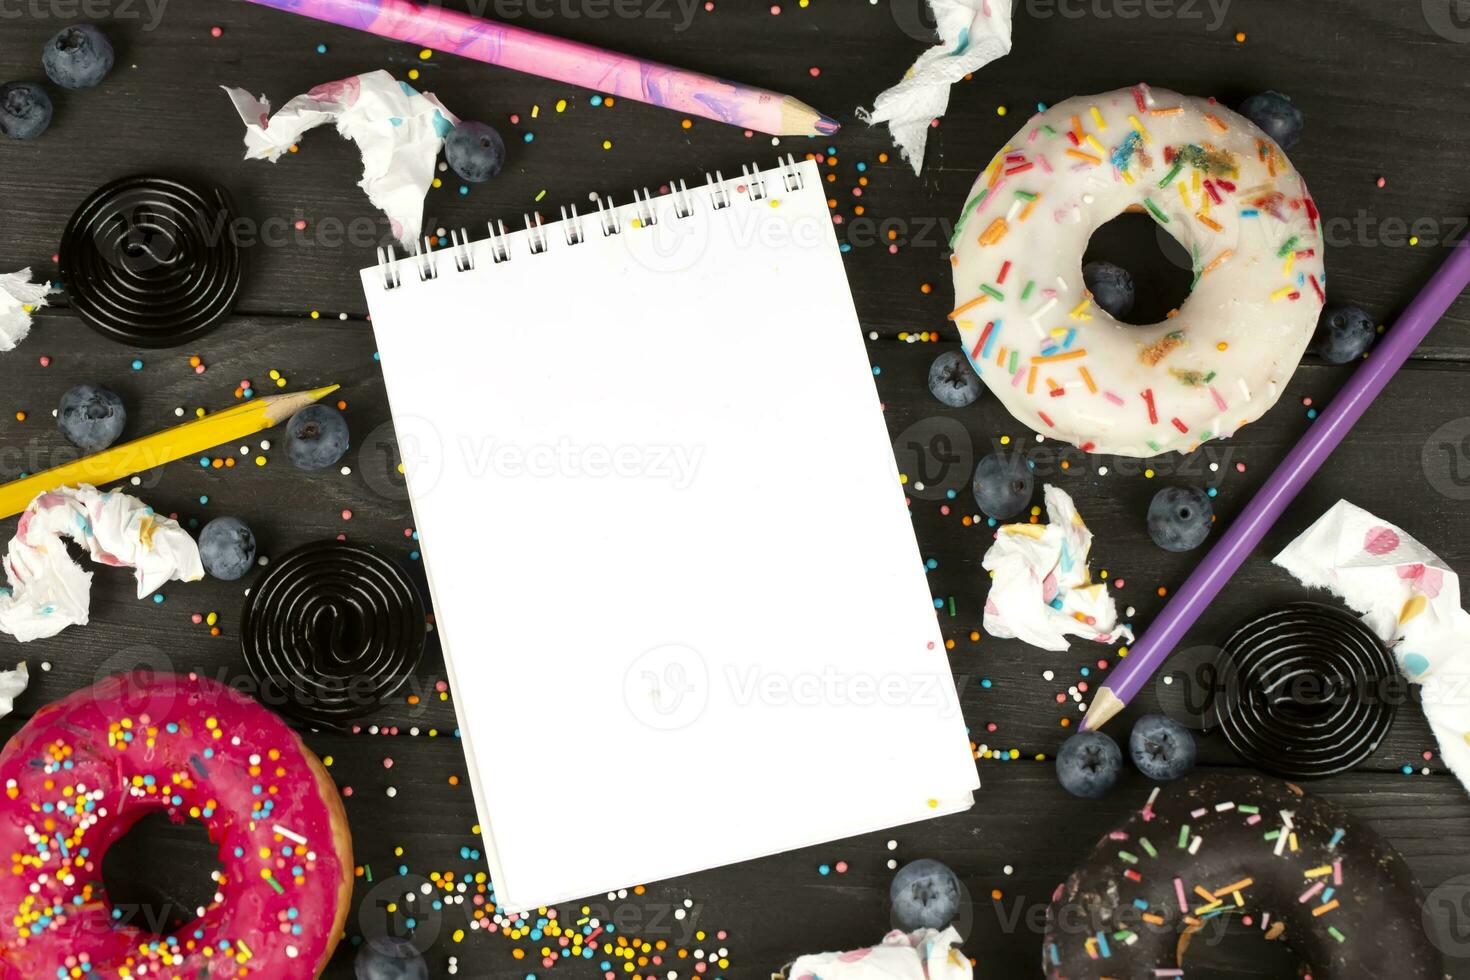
[361,157,979,911]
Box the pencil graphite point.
[1080,686,1124,733]
[779,96,841,137]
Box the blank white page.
[362,159,979,911]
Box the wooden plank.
[0,1,1465,353]
[2,0,1470,976]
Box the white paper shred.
[0,485,204,643]
[0,662,27,720]
[981,484,1133,652]
[778,928,971,980]
[222,70,459,246]
[858,0,1014,174]
[1275,499,1470,792]
[0,269,50,352]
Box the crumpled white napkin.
[858,0,1014,174]
[1275,499,1470,791]
[0,662,27,720]
[0,269,50,352]
[222,70,459,246]
[981,484,1133,652]
[0,485,204,643]
[780,928,971,980]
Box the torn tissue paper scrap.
[1275,499,1470,793]
[0,485,204,643]
[779,928,971,980]
[0,662,27,721]
[981,484,1133,652]
[0,269,50,353]
[858,0,1014,175]
[222,70,459,246]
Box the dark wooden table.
[4,1,1470,977]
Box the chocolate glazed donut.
[1043,774,1443,979]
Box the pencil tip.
[815,113,841,135]
[1080,687,1124,733]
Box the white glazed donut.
[948,84,1325,458]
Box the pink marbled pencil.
[239,0,840,136]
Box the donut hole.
[101,811,222,935]
[1177,912,1301,978]
[1081,211,1194,326]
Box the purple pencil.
[1083,237,1470,732]
[237,0,839,137]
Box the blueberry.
[889,858,962,931]
[972,452,1033,520]
[1056,731,1122,799]
[1083,261,1134,320]
[444,121,506,183]
[42,25,115,90]
[0,82,53,140]
[198,517,257,581]
[1311,304,1376,364]
[1239,91,1304,150]
[354,937,428,980]
[57,384,126,452]
[1129,714,1197,781]
[286,405,349,470]
[927,350,982,408]
[1146,486,1213,553]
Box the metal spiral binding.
[559,204,585,245]
[450,229,474,272]
[740,162,769,201]
[376,245,401,289]
[705,170,731,210]
[488,219,512,263]
[525,212,549,254]
[376,155,805,288]
[631,187,658,227]
[596,195,620,236]
[779,154,804,192]
[669,179,693,219]
[415,237,438,281]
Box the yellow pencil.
[0,385,340,520]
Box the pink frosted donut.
[0,673,352,978]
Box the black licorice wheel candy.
[1214,602,1402,778]
[241,542,426,729]
[58,175,243,347]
